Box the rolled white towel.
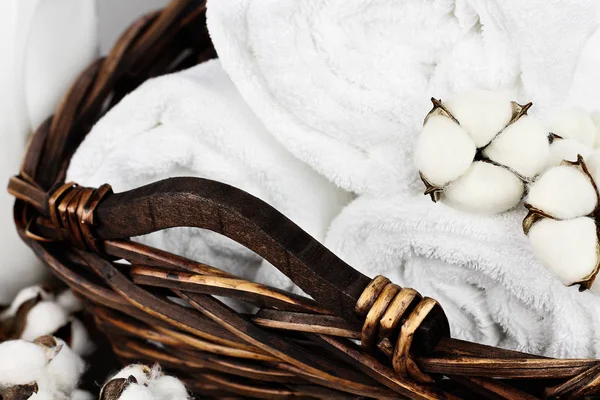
[325,192,600,358]
[67,59,351,290]
[207,0,600,195]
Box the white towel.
[207,0,600,196]
[325,192,600,358]
[67,60,351,290]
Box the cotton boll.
[443,162,524,214]
[41,337,86,394]
[150,376,189,400]
[20,301,69,341]
[28,391,61,400]
[0,285,53,320]
[111,364,152,386]
[33,373,67,399]
[72,389,95,400]
[444,90,513,147]
[69,318,95,356]
[482,116,549,178]
[414,115,476,187]
[0,340,47,385]
[528,217,599,286]
[547,138,593,167]
[584,150,600,184]
[119,384,156,400]
[56,289,83,314]
[527,165,597,219]
[551,108,596,147]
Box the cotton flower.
[20,301,69,341]
[72,389,95,400]
[0,286,94,357]
[0,336,86,400]
[119,384,156,400]
[34,336,86,394]
[524,154,600,291]
[415,90,549,214]
[547,108,600,167]
[149,376,190,400]
[110,364,152,386]
[101,364,190,400]
[0,284,53,320]
[55,289,84,314]
[67,318,95,356]
[0,339,48,386]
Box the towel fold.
[325,192,600,358]
[207,0,600,195]
[67,59,351,289]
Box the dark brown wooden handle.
[93,177,371,323]
[91,177,448,352]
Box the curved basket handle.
[9,176,448,356]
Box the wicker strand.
[47,182,113,251]
[356,275,446,384]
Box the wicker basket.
[7,1,600,398]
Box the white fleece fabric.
[207,0,600,195]
[67,60,351,290]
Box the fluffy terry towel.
[207,0,600,196]
[67,59,351,290]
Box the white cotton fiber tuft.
[119,383,156,400]
[71,390,95,400]
[443,162,524,214]
[527,165,597,219]
[585,150,600,184]
[56,289,83,314]
[414,115,476,187]
[20,301,69,341]
[444,90,513,148]
[69,318,95,356]
[28,391,62,400]
[551,108,596,147]
[0,340,47,385]
[0,285,53,320]
[110,364,152,386]
[482,115,549,178]
[43,337,86,394]
[547,138,592,167]
[150,375,190,400]
[528,217,599,286]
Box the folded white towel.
[67,60,351,290]
[207,0,600,196]
[325,192,600,358]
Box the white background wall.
[97,0,170,54]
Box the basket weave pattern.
[8,1,600,398]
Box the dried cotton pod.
[415,90,548,214]
[524,155,600,291]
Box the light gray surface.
[97,0,170,54]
